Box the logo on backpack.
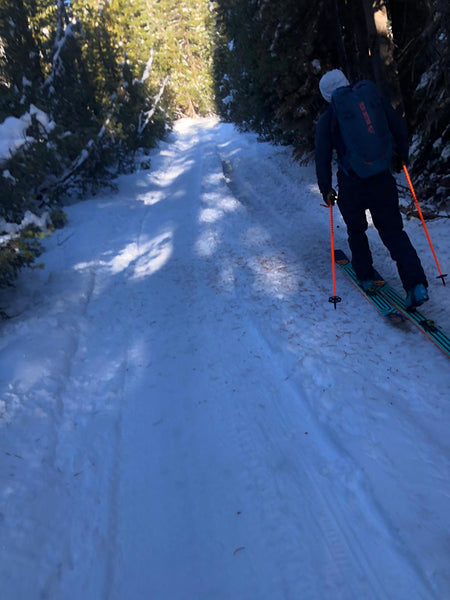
[359,101,375,134]
[331,80,392,178]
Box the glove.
[322,188,337,206]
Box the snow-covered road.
[1,119,449,599]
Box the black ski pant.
[337,170,427,292]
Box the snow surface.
[0,105,55,162]
[0,118,449,600]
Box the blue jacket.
[315,94,409,195]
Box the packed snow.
[0,118,449,600]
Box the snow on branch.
[138,75,170,136]
[138,49,155,84]
[43,1,77,95]
[58,125,106,186]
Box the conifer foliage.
[0,0,216,223]
[214,0,449,209]
[0,0,216,288]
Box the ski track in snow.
[0,118,449,600]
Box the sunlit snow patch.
[73,230,173,281]
[198,191,241,225]
[195,229,220,257]
[132,231,173,280]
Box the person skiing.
[315,69,429,308]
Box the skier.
[315,69,429,308]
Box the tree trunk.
[334,0,350,77]
[361,0,403,108]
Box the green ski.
[335,249,450,358]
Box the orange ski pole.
[327,203,341,308]
[403,165,447,285]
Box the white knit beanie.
[319,69,350,102]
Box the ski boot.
[405,283,429,309]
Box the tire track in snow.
[190,171,392,596]
[0,255,108,598]
[211,124,441,598]
[221,327,386,599]
[105,121,218,598]
[220,313,437,599]
[100,137,206,597]
[37,194,156,597]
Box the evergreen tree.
[43,0,98,129]
[0,0,45,116]
[214,0,336,148]
[214,0,449,211]
[0,0,217,288]
[151,0,216,117]
[389,0,449,210]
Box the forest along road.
[0,118,449,600]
